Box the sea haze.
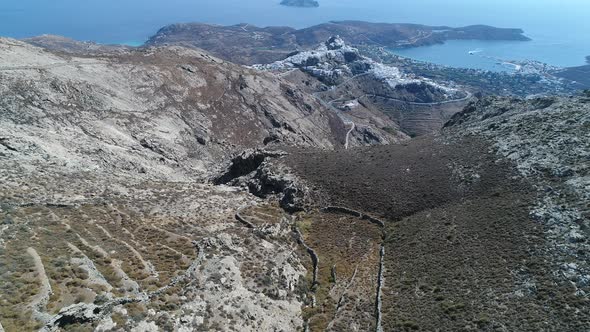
[0,0,588,69]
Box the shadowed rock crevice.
[213,149,317,212]
[213,149,280,185]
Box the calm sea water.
[0,0,588,69]
[391,39,590,72]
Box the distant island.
[280,0,319,8]
[586,55,590,64]
[146,21,531,65]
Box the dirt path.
[344,122,355,150]
[375,246,385,332]
[364,91,472,106]
[330,72,371,90]
[311,91,357,149]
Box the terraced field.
[0,164,309,331]
[0,160,391,331]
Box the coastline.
[117,40,144,47]
[141,21,530,66]
[390,39,589,72]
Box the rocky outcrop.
[253,36,464,101]
[214,149,316,212]
[213,149,287,185]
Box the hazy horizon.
[1,0,589,41]
[1,0,588,67]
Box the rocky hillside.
[145,21,530,65]
[554,57,590,89]
[0,36,348,332]
[0,36,407,332]
[271,95,589,331]
[0,37,368,181]
[23,35,134,56]
[255,36,472,137]
[1,33,588,332]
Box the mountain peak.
[325,35,346,50]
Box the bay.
[0,0,588,68]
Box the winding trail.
[396,31,434,47]
[330,72,372,90]
[278,68,298,78]
[309,71,471,149]
[344,122,355,150]
[363,91,473,106]
[311,91,357,149]
[320,70,472,106]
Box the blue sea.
[0,0,588,70]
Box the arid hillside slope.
[279,95,590,331]
[0,38,392,331]
[0,37,367,182]
[1,34,588,332]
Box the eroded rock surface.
[0,37,328,331]
[0,37,349,182]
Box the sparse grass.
[125,302,147,322]
[382,126,398,135]
[0,197,201,329]
[398,320,419,331]
[241,203,285,227]
[295,217,313,235]
[111,312,127,327]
